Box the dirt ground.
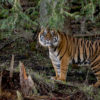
[0,39,100,100]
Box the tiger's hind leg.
[91,55,100,87]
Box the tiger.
[38,27,100,87]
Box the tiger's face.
[39,28,60,47]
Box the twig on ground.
[10,54,14,78]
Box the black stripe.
[76,38,78,45]
[73,38,75,43]
[85,45,87,59]
[95,42,98,54]
[95,74,100,77]
[91,55,98,63]
[91,59,100,68]
[57,40,63,56]
[57,47,62,56]
[91,41,93,45]
[94,69,100,77]
[54,46,57,52]
[72,58,75,64]
[93,66,100,73]
[89,45,92,58]
[81,39,83,47]
[95,72,100,77]
[60,34,67,60]
[83,42,87,62]
[87,41,89,47]
[90,43,93,57]
[78,46,81,63]
[83,40,85,61]
[56,64,60,69]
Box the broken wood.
[19,62,79,96]
[73,33,100,38]
[10,54,14,78]
[18,62,79,97]
[19,62,37,96]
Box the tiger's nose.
[46,40,51,44]
[45,37,50,41]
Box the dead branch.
[0,29,33,51]
[0,36,20,51]
[10,54,14,78]
[24,95,50,100]
[73,33,100,38]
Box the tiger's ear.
[44,28,48,35]
[51,30,54,35]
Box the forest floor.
[0,38,100,100]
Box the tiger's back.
[38,28,100,87]
[70,37,100,65]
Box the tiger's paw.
[57,77,66,82]
[51,76,58,80]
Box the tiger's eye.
[40,35,44,40]
[53,37,57,42]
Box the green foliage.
[80,0,95,21]
[47,0,65,30]
[0,0,13,4]
[79,85,94,97]
[94,90,100,100]
[40,0,66,30]
[0,0,38,30]
[0,0,100,37]
[0,0,39,39]
[79,84,100,100]
[40,0,100,30]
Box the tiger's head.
[38,28,60,47]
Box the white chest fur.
[49,48,61,75]
[49,49,60,64]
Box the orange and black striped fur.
[38,28,100,87]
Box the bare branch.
[10,54,14,78]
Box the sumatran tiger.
[38,28,100,87]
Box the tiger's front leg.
[57,55,70,81]
[51,63,59,80]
